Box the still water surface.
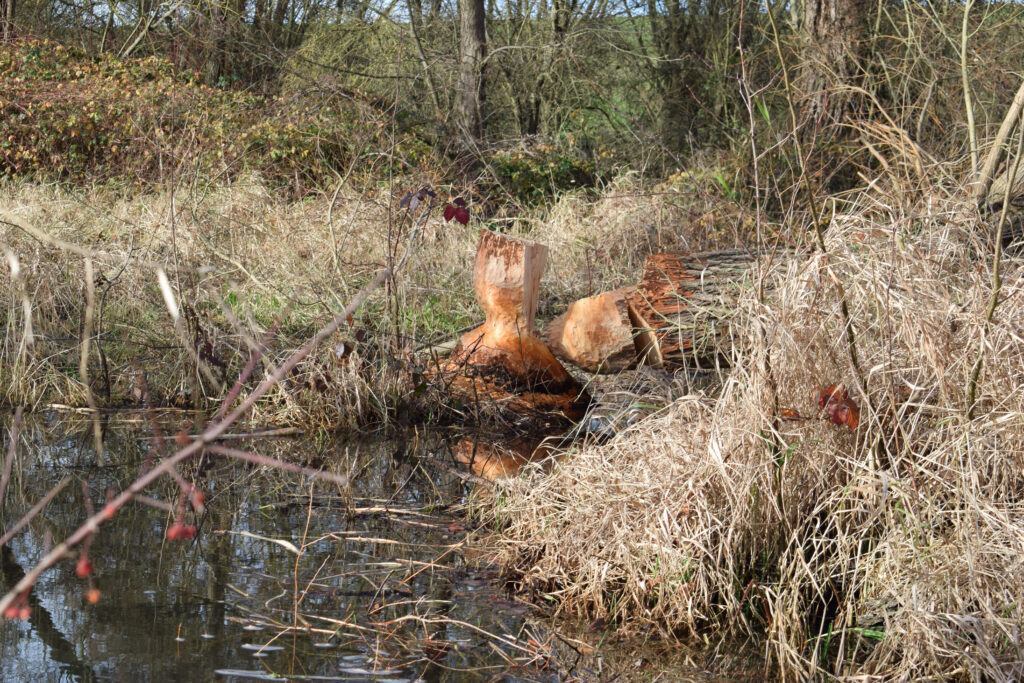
[0,413,560,682]
[1,412,758,682]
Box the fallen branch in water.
[0,265,392,617]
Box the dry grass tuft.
[1,171,726,422]
[486,184,1024,678]
[1,175,460,418]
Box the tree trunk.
[1,0,14,42]
[800,0,868,126]
[457,0,486,144]
[648,0,693,154]
[407,0,423,29]
[627,250,769,368]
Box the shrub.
[0,40,403,190]
[485,145,598,207]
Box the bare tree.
[456,0,486,144]
[2,0,14,42]
[800,0,868,126]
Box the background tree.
[799,0,868,127]
[2,0,14,41]
[456,0,486,145]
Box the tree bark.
[457,0,486,144]
[1,0,14,42]
[627,250,767,368]
[649,0,690,153]
[407,0,423,29]
[800,0,868,126]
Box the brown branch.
[0,265,391,616]
[205,444,348,487]
[972,77,1024,205]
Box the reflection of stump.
[438,230,589,423]
[452,436,554,481]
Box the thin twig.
[0,407,24,508]
[0,265,391,615]
[0,477,71,548]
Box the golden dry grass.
[0,171,714,420]
[485,185,1024,679]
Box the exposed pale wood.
[627,249,759,368]
[471,228,547,334]
[546,287,638,373]
[433,229,590,423]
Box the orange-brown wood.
[433,230,590,423]
[546,287,639,373]
[627,250,759,367]
[452,436,554,480]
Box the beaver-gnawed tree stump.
[433,229,590,426]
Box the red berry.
[75,557,92,578]
[17,606,30,620]
[167,522,197,541]
[3,605,19,620]
[101,503,117,521]
[86,589,102,604]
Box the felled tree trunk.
[546,287,638,373]
[627,249,761,368]
[434,230,590,424]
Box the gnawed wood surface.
[431,230,590,425]
[627,249,760,368]
[546,287,638,374]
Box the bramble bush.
[484,145,598,206]
[0,40,419,190]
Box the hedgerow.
[0,40,420,189]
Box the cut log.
[546,287,639,373]
[432,229,590,423]
[627,249,759,368]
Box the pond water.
[0,412,755,682]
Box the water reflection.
[0,414,547,682]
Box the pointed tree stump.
[546,287,639,373]
[434,229,590,423]
[627,249,760,368]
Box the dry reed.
[486,184,1024,679]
